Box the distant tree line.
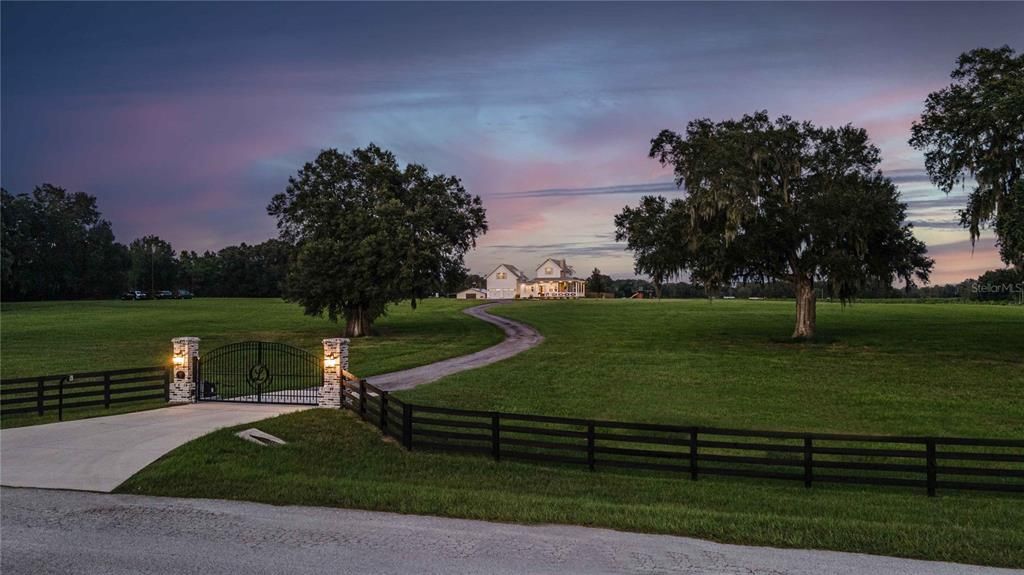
[1,184,291,301]
[585,267,1021,302]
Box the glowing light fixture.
[172,355,185,366]
[324,357,339,368]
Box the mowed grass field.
[119,299,1024,567]
[0,298,502,379]
[402,299,1024,437]
[0,298,502,426]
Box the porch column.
[169,337,200,403]
[320,338,349,409]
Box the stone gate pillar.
[170,337,200,403]
[320,338,349,408]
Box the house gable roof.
[485,263,527,280]
[536,258,575,276]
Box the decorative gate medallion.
[196,341,321,405]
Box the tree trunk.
[792,276,816,339]
[345,306,372,338]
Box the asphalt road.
[2,488,1016,575]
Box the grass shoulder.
[117,409,1024,568]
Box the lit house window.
[545,267,553,274]
[496,272,507,279]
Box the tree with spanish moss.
[910,45,1024,268]
[642,111,933,338]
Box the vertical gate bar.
[252,341,258,401]
[380,391,389,433]
[164,368,170,402]
[587,422,596,471]
[403,404,413,449]
[103,373,111,409]
[689,427,699,480]
[803,436,813,488]
[492,413,501,461]
[359,380,367,418]
[926,439,937,497]
[37,377,45,416]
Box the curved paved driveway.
[367,302,542,391]
[0,302,539,492]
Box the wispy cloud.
[495,181,679,199]
[486,241,626,259]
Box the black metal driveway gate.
[196,341,321,405]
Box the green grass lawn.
[118,299,1024,567]
[118,409,1024,568]
[0,298,502,426]
[402,299,1024,438]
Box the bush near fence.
[344,379,1023,497]
[1,367,170,422]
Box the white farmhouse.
[484,258,587,299]
[484,264,528,300]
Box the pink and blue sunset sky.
[3,2,1022,284]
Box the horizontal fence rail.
[1,366,171,421]
[343,380,1023,497]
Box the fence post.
[587,422,596,471]
[803,436,813,488]
[491,413,501,461]
[36,377,45,416]
[163,368,171,402]
[402,403,413,449]
[103,373,112,409]
[926,439,937,497]
[689,427,699,480]
[58,376,67,422]
[359,380,367,418]
[379,391,388,433]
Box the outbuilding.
[455,288,489,300]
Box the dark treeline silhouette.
[4,185,1017,303]
[2,185,290,301]
[586,268,1020,302]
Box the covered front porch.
[521,279,586,299]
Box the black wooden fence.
[344,379,1023,497]
[1,366,170,421]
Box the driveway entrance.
[196,341,321,405]
[0,402,309,492]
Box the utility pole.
[150,242,155,296]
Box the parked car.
[120,290,148,300]
[155,290,175,300]
[175,289,194,299]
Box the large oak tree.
[637,112,932,338]
[268,144,487,337]
[910,46,1024,268]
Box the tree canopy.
[613,196,685,298]
[267,144,487,337]
[2,183,296,301]
[626,111,933,337]
[2,185,128,300]
[909,45,1024,267]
